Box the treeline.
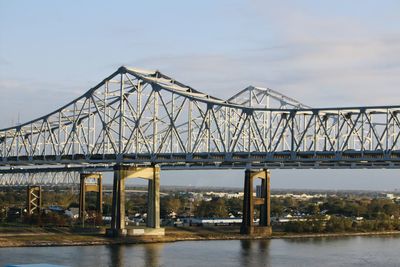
[271,196,400,219]
[321,197,400,219]
[284,216,400,233]
[0,187,79,208]
[2,187,400,234]
[277,196,400,233]
[160,195,242,218]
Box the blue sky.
[0,1,400,190]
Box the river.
[0,236,399,267]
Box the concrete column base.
[106,228,121,238]
[241,226,272,236]
[126,227,165,236]
[106,227,165,237]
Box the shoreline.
[0,227,399,248]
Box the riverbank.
[0,226,399,248]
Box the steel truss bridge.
[1,66,400,186]
[0,171,79,186]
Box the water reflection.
[108,245,124,267]
[240,239,252,266]
[1,236,399,267]
[143,243,163,267]
[108,242,163,267]
[240,240,271,267]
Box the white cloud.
[130,35,400,108]
[127,3,400,108]
[1,1,399,126]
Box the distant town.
[1,186,399,234]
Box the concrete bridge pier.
[79,173,103,226]
[108,164,163,237]
[146,166,160,228]
[240,169,272,236]
[110,165,125,235]
[27,185,42,214]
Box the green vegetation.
[195,198,229,218]
[283,215,400,233]
[277,196,400,233]
[1,187,399,234]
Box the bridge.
[1,66,399,236]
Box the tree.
[225,197,242,216]
[325,216,353,232]
[305,204,320,215]
[165,198,182,214]
[195,198,228,218]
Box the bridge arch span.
[0,66,399,170]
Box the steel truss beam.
[0,66,399,174]
[0,171,79,186]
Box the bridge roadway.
[0,66,399,236]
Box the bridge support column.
[240,169,271,236]
[109,165,163,237]
[147,166,160,228]
[79,173,103,227]
[259,170,271,227]
[110,165,126,236]
[27,185,42,215]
